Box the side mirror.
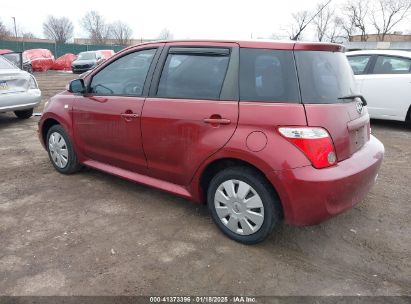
[69,79,86,94]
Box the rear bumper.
[268,135,384,226]
[0,89,41,112]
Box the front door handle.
[203,117,231,125]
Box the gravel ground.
[0,71,410,296]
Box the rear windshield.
[295,51,358,104]
[0,56,18,69]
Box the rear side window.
[240,49,300,103]
[295,51,358,104]
[372,56,411,74]
[347,55,371,75]
[157,53,229,99]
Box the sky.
[2,0,411,42]
[0,0,349,41]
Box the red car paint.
[38,40,384,226]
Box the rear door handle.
[121,112,139,122]
[121,113,139,118]
[203,118,231,125]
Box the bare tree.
[289,0,333,41]
[337,15,356,41]
[345,0,370,41]
[313,4,334,41]
[43,16,74,43]
[81,11,109,44]
[0,20,11,40]
[288,10,311,40]
[327,17,345,42]
[157,28,173,40]
[371,0,411,41]
[109,21,133,45]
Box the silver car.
[0,55,41,119]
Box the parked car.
[23,49,55,72]
[0,51,33,73]
[347,50,411,122]
[0,55,41,119]
[38,40,384,244]
[98,49,115,59]
[71,51,106,74]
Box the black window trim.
[149,45,239,101]
[370,54,411,75]
[85,46,163,98]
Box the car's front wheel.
[14,108,33,119]
[207,167,281,244]
[46,125,81,174]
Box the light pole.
[12,17,18,51]
[11,17,17,39]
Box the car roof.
[123,39,344,52]
[346,49,411,58]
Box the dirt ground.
[0,71,410,296]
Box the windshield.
[0,56,18,69]
[77,52,97,60]
[295,51,358,104]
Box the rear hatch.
[294,48,370,161]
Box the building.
[350,33,411,42]
[345,33,411,51]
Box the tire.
[406,106,411,128]
[46,125,81,174]
[207,166,281,245]
[14,108,33,119]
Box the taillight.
[28,76,38,89]
[278,127,337,169]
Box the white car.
[0,55,41,119]
[346,50,411,122]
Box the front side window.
[372,56,411,74]
[347,55,371,75]
[90,48,156,96]
[157,52,230,100]
[240,48,300,103]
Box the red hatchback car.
[38,40,384,244]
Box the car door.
[141,42,239,185]
[359,55,411,120]
[72,46,162,172]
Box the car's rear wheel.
[14,108,33,119]
[207,166,281,244]
[46,125,81,174]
